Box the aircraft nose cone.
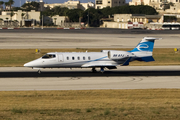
[24,62,33,67]
[24,59,41,67]
[24,63,29,67]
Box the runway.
[1,66,180,91]
[0,68,180,77]
[0,28,180,49]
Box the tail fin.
[131,37,156,52]
[130,37,158,62]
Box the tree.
[67,9,83,22]
[41,5,158,27]
[0,1,4,7]
[5,2,10,10]
[8,0,14,10]
[10,11,14,21]
[0,18,3,26]
[100,7,112,18]
[54,18,57,25]
[6,17,9,26]
[101,5,157,16]
[82,8,103,27]
[21,1,40,11]
[20,13,25,26]
[78,10,83,24]
[12,7,22,11]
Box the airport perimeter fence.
[58,22,84,28]
[145,23,163,30]
[0,21,19,28]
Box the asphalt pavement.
[1,28,180,34]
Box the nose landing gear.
[38,69,41,74]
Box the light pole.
[88,1,89,27]
[33,19,34,29]
[41,15,43,29]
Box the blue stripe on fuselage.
[87,56,108,62]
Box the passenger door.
[58,54,64,62]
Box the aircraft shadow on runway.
[0,70,180,78]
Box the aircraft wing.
[81,62,118,68]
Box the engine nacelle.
[108,51,133,60]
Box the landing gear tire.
[100,67,104,73]
[92,68,97,73]
[38,70,41,74]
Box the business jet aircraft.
[24,37,158,73]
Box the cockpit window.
[42,54,56,59]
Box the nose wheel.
[38,69,41,74]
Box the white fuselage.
[24,37,158,72]
[24,51,132,69]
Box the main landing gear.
[92,68,97,73]
[100,67,104,73]
[91,67,104,73]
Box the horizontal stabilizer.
[135,56,155,62]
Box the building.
[45,0,80,9]
[101,14,164,29]
[0,10,40,27]
[44,0,94,10]
[163,3,180,14]
[80,2,95,10]
[113,14,163,23]
[95,0,126,9]
[0,5,3,11]
[44,15,67,26]
[129,0,164,9]
[129,0,180,13]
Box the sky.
[9,0,95,7]
[8,0,130,7]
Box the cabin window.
[67,57,69,60]
[83,57,85,60]
[78,56,80,60]
[72,57,75,60]
[42,54,56,59]
[88,56,91,60]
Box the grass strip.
[0,48,180,67]
[0,89,180,120]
